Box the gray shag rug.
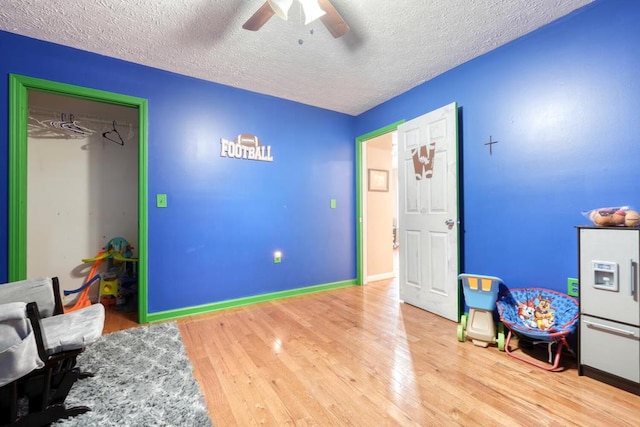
[53,322,212,426]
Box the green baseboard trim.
[145,278,358,323]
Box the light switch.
[330,199,337,209]
[157,194,167,208]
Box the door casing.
[355,120,405,285]
[8,74,150,323]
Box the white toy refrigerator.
[578,226,640,395]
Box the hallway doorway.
[356,120,404,285]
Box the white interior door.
[398,102,459,321]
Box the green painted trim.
[454,102,465,321]
[8,75,28,280]
[355,137,363,285]
[8,74,149,323]
[452,101,462,319]
[355,120,405,285]
[356,121,406,143]
[146,279,358,323]
[137,102,149,324]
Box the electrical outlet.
[156,194,167,208]
[567,278,579,297]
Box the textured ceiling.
[0,0,594,115]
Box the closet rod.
[28,106,135,128]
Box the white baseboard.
[366,272,395,283]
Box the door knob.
[445,219,455,229]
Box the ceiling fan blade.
[318,0,350,38]
[242,1,276,31]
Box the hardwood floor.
[105,279,640,426]
[102,305,138,334]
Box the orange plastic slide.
[64,250,105,313]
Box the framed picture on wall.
[368,169,389,192]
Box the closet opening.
[8,74,149,324]
[28,91,139,322]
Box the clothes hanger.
[61,113,95,136]
[102,121,125,146]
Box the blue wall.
[0,32,356,313]
[1,0,638,312]
[355,0,640,292]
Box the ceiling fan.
[243,0,350,38]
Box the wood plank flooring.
[102,305,138,334]
[105,279,640,426]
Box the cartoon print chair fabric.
[0,277,105,426]
[496,288,579,371]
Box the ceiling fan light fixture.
[299,0,326,25]
[268,0,294,20]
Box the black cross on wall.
[485,135,498,155]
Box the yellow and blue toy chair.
[457,274,505,350]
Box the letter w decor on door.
[412,141,436,180]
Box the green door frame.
[355,120,405,285]
[8,74,149,323]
